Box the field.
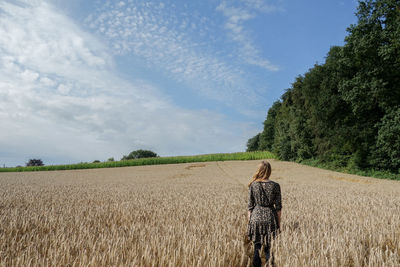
[0,151,276,172]
[1,159,399,266]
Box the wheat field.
[0,159,399,266]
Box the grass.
[299,158,400,180]
[0,151,276,172]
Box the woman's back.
[247,180,282,244]
[248,181,281,209]
[247,161,282,266]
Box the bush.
[121,149,158,160]
[26,159,44,167]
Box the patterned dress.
[247,180,282,244]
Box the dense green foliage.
[248,0,400,174]
[0,151,276,172]
[26,159,44,166]
[121,149,159,160]
[246,134,260,152]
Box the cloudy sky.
[0,0,358,166]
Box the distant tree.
[121,149,158,160]
[246,134,260,152]
[26,159,44,166]
[107,157,115,162]
[93,160,100,163]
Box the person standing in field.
[247,161,282,267]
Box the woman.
[247,161,282,267]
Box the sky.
[0,0,359,167]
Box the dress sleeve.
[248,184,255,211]
[274,183,282,211]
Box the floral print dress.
[247,180,282,244]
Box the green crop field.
[0,151,276,172]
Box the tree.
[371,107,400,171]
[337,0,400,167]
[26,159,44,166]
[258,101,281,151]
[121,149,158,160]
[246,134,260,152]
[246,0,400,172]
[271,90,296,161]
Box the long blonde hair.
[248,160,271,187]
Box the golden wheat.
[0,160,399,266]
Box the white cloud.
[216,0,280,71]
[241,0,282,12]
[39,77,57,87]
[20,69,39,82]
[84,0,265,108]
[57,84,71,95]
[0,0,256,166]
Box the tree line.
[247,0,400,173]
[20,150,158,167]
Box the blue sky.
[0,0,358,166]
